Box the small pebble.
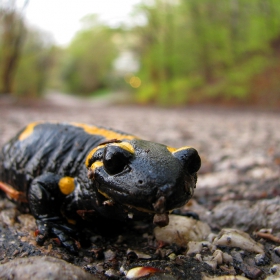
[95,263,104,273]
[202,241,216,253]
[154,215,211,247]
[204,260,217,270]
[20,236,28,242]
[127,248,151,260]
[213,228,264,254]
[126,267,160,279]
[104,249,116,261]
[231,250,243,263]
[258,228,273,234]
[255,253,269,266]
[212,249,223,265]
[186,241,203,256]
[222,252,233,265]
[269,264,280,276]
[195,253,202,262]
[136,251,152,260]
[207,233,217,243]
[168,253,176,261]
[105,268,120,278]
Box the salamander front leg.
[28,173,78,253]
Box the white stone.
[222,252,233,265]
[186,241,203,255]
[212,249,223,265]
[154,215,211,247]
[213,228,264,254]
[265,264,280,280]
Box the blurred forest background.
[1,0,280,107]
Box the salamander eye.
[103,145,131,175]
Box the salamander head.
[86,139,201,227]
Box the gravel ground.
[0,94,280,279]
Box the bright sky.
[21,0,142,46]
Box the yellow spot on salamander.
[18,122,40,141]
[111,142,135,154]
[67,219,77,225]
[97,189,111,199]
[58,177,75,195]
[72,123,136,141]
[90,160,103,171]
[172,146,191,153]
[85,145,105,167]
[167,146,177,153]
[125,204,156,214]
[167,146,192,154]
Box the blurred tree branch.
[0,0,29,94]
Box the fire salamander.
[0,122,201,253]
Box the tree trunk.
[0,1,28,94]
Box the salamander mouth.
[124,203,170,228]
[124,195,170,227]
[98,190,170,227]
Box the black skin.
[0,122,201,253]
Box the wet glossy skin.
[0,122,201,252]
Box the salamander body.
[0,122,201,252]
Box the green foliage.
[131,0,280,105]
[61,15,118,95]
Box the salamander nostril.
[138,180,143,185]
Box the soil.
[0,93,280,280]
